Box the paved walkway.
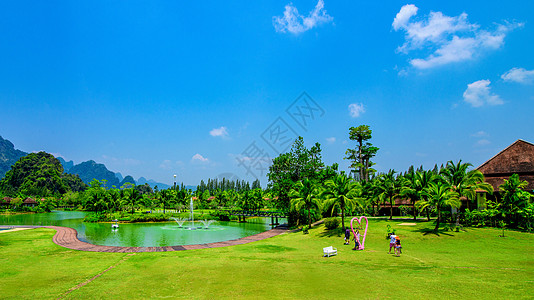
[7,225,288,253]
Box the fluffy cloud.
[326,137,336,144]
[348,103,365,118]
[476,139,491,146]
[209,126,229,138]
[393,4,522,69]
[471,131,488,137]
[273,0,333,34]
[501,67,534,84]
[463,80,503,107]
[191,153,209,163]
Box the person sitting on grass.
[395,236,402,257]
[388,232,396,254]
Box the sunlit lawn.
[0,218,533,299]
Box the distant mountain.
[137,177,171,190]
[0,136,28,179]
[119,175,136,187]
[57,157,74,172]
[115,172,124,182]
[0,136,179,190]
[68,160,120,187]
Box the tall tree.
[345,125,379,182]
[267,137,325,220]
[376,170,402,220]
[322,173,361,230]
[499,173,530,226]
[440,160,494,225]
[289,178,322,228]
[419,181,461,232]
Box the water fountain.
[200,219,215,229]
[171,217,186,228]
[189,197,196,230]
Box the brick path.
[8,225,288,253]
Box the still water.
[0,211,273,247]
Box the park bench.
[323,246,337,257]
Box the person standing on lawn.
[388,232,396,254]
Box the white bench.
[323,246,337,257]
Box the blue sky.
[1,0,533,186]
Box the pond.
[0,211,275,247]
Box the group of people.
[343,228,403,257]
[388,232,402,256]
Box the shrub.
[324,217,340,230]
[211,210,231,221]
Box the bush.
[324,217,340,230]
[211,210,231,221]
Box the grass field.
[1,218,533,299]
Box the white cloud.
[463,80,503,107]
[471,131,488,137]
[348,103,365,118]
[326,137,336,144]
[501,67,534,84]
[392,4,418,31]
[191,153,209,163]
[273,0,333,34]
[393,4,522,69]
[209,126,229,138]
[476,139,491,146]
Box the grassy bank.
[0,219,532,299]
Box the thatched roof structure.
[477,139,534,191]
[23,197,37,205]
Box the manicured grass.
[1,219,533,299]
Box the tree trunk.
[341,207,345,230]
[425,207,430,221]
[358,140,363,182]
[413,200,417,221]
[389,197,393,220]
[308,204,312,228]
[434,206,441,232]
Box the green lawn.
[1,219,533,299]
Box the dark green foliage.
[268,137,324,211]
[324,217,340,230]
[345,125,379,182]
[135,183,153,194]
[0,152,68,197]
[61,173,87,192]
[0,135,28,179]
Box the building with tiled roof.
[477,139,534,192]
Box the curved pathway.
[7,225,288,253]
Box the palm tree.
[419,181,461,232]
[122,188,142,214]
[376,170,402,220]
[289,178,322,228]
[322,173,361,230]
[401,169,438,221]
[499,173,530,225]
[441,160,494,225]
[400,168,418,220]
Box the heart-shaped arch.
[350,216,369,250]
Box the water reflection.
[0,211,274,247]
